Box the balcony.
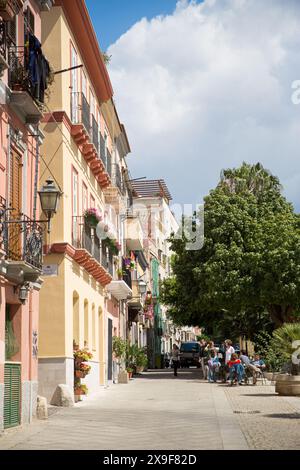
[127,279,143,309]
[0,22,8,76]
[71,91,91,139]
[0,0,23,22]
[0,205,44,282]
[37,0,54,11]
[124,214,144,251]
[91,114,99,151]
[106,149,112,178]
[72,216,102,265]
[106,279,132,300]
[122,266,132,289]
[103,164,125,207]
[8,47,44,124]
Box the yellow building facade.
[37,0,131,401]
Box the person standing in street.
[199,339,208,380]
[223,339,235,382]
[172,344,180,377]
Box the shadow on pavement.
[264,413,300,419]
[241,393,278,397]
[136,369,203,381]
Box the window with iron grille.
[24,7,35,38]
[6,16,16,46]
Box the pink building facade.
[0,0,54,431]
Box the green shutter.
[4,363,21,429]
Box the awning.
[106,280,132,300]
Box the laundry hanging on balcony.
[27,33,50,103]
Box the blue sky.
[85,0,300,210]
[86,0,179,51]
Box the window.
[72,168,78,217]
[90,195,95,208]
[71,45,78,122]
[7,16,17,46]
[81,70,87,98]
[82,183,88,213]
[90,89,95,117]
[24,7,35,40]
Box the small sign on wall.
[42,264,58,277]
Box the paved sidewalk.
[224,384,300,449]
[0,369,248,450]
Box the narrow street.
[1,369,299,451]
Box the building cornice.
[45,242,112,287]
[42,111,111,189]
[54,0,113,103]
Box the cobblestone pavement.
[1,370,299,450]
[0,369,247,450]
[224,383,300,449]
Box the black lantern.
[38,179,61,233]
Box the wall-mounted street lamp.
[138,280,147,295]
[19,283,30,304]
[38,179,62,233]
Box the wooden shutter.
[8,150,22,260]
[4,363,21,429]
[9,149,22,216]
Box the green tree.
[161,163,300,335]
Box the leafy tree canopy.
[161,163,300,338]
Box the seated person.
[240,350,261,384]
[252,354,266,371]
[228,353,244,385]
[207,350,221,383]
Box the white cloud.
[108,0,300,209]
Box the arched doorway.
[84,299,89,348]
[73,291,80,348]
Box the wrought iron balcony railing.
[0,206,43,270]
[91,114,99,151]
[122,263,132,289]
[0,21,7,61]
[72,216,101,265]
[72,216,115,274]
[0,0,23,22]
[99,133,106,167]
[113,164,123,192]
[70,91,91,135]
[106,149,112,178]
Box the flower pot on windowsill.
[75,370,85,379]
[74,385,88,396]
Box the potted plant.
[84,208,102,228]
[75,363,91,378]
[273,323,300,396]
[74,383,88,396]
[126,367,133,379]
[74,348,93,367]
[135,348,148,374]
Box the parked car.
[180,342,201,368]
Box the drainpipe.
[6,124,11,204]
[32,125,40,222]
[28,290,33,424]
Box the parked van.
[180,342,201,368]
